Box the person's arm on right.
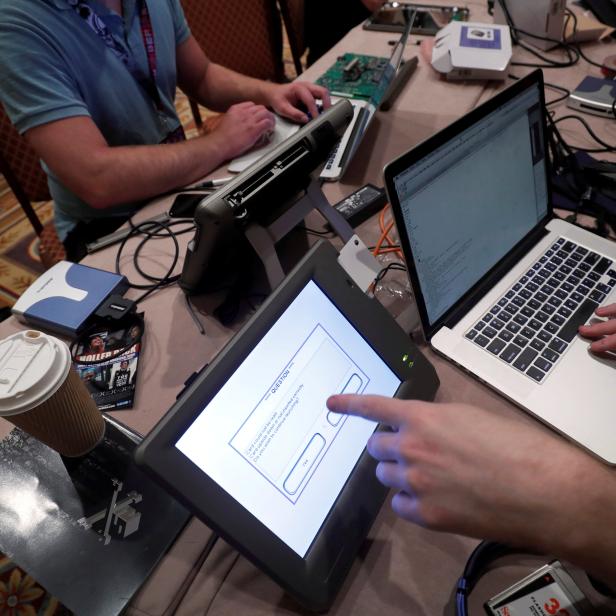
[24,101,274,210]
[326,394,616,588]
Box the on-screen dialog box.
[230,324,368,502]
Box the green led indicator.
[402,353,409,363]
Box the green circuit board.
[315,53,390,100]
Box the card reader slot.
[226,143,311,209]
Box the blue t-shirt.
[0,0,191,239]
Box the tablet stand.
[243,178,354,290]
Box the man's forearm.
[192,62,276,112]
[556,462,616,588]
[81,134,231,208]
[527,453,616,589]
[26,115,233,210]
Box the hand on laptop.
[578,302,616,355]
[264,82,331,124]
[326,393,616,587]
[209,102,276,159]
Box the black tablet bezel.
[135,241,439,611]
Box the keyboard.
[465,237,616,383]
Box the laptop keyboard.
[324,140,341,171]
[465,237,616,383]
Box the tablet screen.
[176,280,401,556]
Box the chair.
[278,0,306,77]
[0,106,66,268]
[180,0,286,128]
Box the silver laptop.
[320,11,414,181]
[384,70,616,464]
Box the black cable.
[374,262,407,286]
[185,294,205,335]
[368,243,401,251]
[552,114,616,152]
[544,82,571,106]
[566,9,615,74]
[509,73,571,106]
[113,216,213,333]
[115,218,195,303]
[512,39,579,70]
[497,0,580,69]
[297,225,335,237]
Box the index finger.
[326,394,413,426]
[305,83,331,109]
[295,86,319,122]
[275,99,308,123]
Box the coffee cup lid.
[0,330,71,416]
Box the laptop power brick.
[333,184,387,227]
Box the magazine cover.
[73,314,144,411]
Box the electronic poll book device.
[179,100,354,294]
[135,241,440,610]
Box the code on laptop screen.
[393,84,548,326]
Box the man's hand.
[326,395,616,585]
[326,395,608,547]
[578,302,616,354]
[208,102,276,160]
[264,82,331,124]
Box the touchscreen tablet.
[176,278,400,557]
[135,241,439,610]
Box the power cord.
[115,217,207,334]
[551,113,616,152]
[565,9,616,74]
[497,0,581,69]
[116,217,194,302]
[544,82,571,106]
[369,262,407,295]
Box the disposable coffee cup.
[0,330,105,457]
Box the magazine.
[73,314,144,411]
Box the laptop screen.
[392,81,548,327]
[175,280,400,557]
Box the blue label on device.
[460,26,501,49]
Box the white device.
[567,76,616,118]
[431,21,512,81]
[493,0,566,51]
[11,261,127,337]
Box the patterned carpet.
[0,555,72,615]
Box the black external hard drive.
[567,76,616,118]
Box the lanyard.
[69,0,164,111]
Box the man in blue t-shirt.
[0,0,329,256]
